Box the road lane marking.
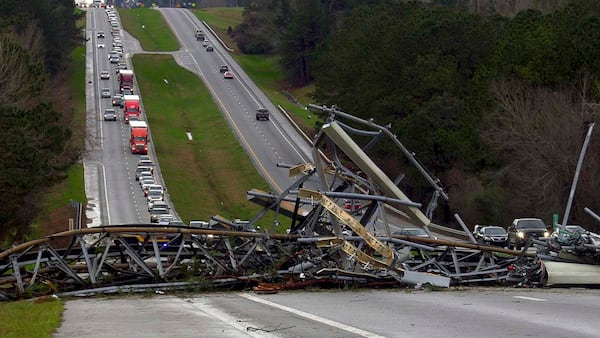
[513,296,547,302]
[240,293,386,338]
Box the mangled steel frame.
[4,105,589,300]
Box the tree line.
[234,0,600,231]
[0,0,82,244]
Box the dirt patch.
[38,205,87,248]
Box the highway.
[59,8,599,338]
[86,8,170,225]
[158,8,315,194]
[85,7,318,228]
[57,288,600,337]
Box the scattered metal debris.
[1,107,598,300]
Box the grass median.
[119,8,179,51]
[133,54,271,223]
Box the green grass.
[119,8,179,51]
[0,299,63,338]
[133,54,271,223]
[193,8,319,131]
[193,7,243,32]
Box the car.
[138,158,153,167]
[158,215,176,226]
[111,49,122,57]
[206,45,214,52]
[219,65,229,73]
[103,108,117,121]
[473,225,508,247]
[112,94,124,107]
[146,190,164,203]
[138,171,154,182]
[393,228,430,238]
[202,39,210,47]
[97,31,105,38]
[148,200,168,212]
[140,178,155,191]
[100,71,110,80]
[135,166,153,180]
[507,218,550,250]
[138,171,153,181]
[150,209,171,223]
[146,184,164,194]
[97,43,105,49]
[121,88,133,95]
[144,184,163,197]
[256,108,270,121]
[109,56,120,64]
[100,88,111,98]
[223,71,234,79]
[167,220,185,227]
[128,114,140,122]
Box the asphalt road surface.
[55,288,600,338]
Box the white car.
[146,190,164,203]
[148,201,168,212]
[97,43,105,49]
[100,71,110,80]
[140,178,155,191]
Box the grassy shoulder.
[119,8,179,51]
[192,8,319,132]
[133,54,271,223]
[0,299,63,338]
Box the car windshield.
[517,220,546,229]
[484,227,507,235]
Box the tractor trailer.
[129,121,148,154]
[118,70,134,93]
[123,94,141,123]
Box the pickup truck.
[256,108,270,121]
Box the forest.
[0,0,82,243]
[2,0,600,245]
[234,0,600,230]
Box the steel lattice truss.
[0,226,525,300]
[1,106,561,300]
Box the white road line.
[240,293,386,338]
[184,297,279,338]
[513,296,547,302]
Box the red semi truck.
[129,121,148,154]
[118,70,134,93]
[122,94,141,123]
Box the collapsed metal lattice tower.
[6,107,596,300]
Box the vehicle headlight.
[484,236,491,241]
[544,231,549,238]
[517,231,525,239]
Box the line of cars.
[99,7,127,121]
[472,217,599,250]
[98,9,174,225]
[133,157,174,224]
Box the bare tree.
[482,79,600,227]
[0,33,44,107]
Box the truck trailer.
[130,121,149,154]
[118,70,134,93]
